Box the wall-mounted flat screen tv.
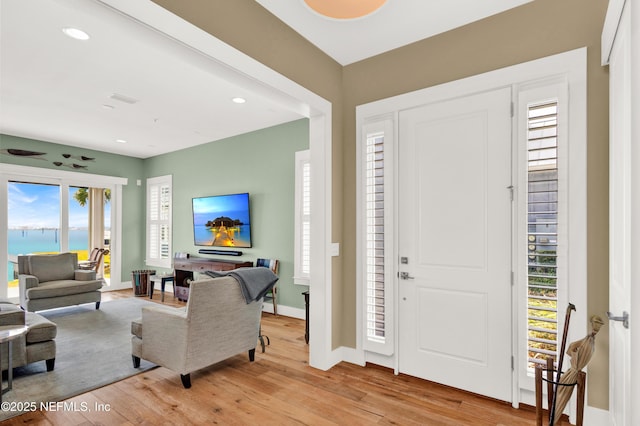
[192,192,252,248]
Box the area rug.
[1,298,156,421]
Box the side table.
[0,325,28,402]
[149,274,174,303]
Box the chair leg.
[180,374,191,389]
[132,355,141,368]
[258,324,270,353]
[249,348,256,362]
[259,335,266,353]
[46,358,55,372]
[95,301,101,310]
[272,287,277,316]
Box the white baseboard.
[340,346,366,366]
[102,281,133,291]
[261,303,305,320]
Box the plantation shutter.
[526,101,560,369]
[362,119,394,355]
[146,175,172,268]
[294,150,311,285]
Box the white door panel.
[398,87,512,401]
[608,2,632,424]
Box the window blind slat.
[526,101,560,370]
[365,132,386,342]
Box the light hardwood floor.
[5,289,541,425]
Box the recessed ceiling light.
[232,97,246,104]
[115,139,127,144]
[303,0,386,19]
[62,27,90,41]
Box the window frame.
[516,81,571,392]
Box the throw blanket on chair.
[205,267,278,303]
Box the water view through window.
[7,182,110,295]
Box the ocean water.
[193,224,251,248]
[7,228,89,280]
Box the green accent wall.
[2,118,309,310]
[145,118,309,309]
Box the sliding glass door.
[6,181,110,298]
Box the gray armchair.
[0,300,57,372]
[131,276,262,388]
[18,252,103,312]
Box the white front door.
[608,2,633,424]
[398,87,513,401]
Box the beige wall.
[153,0,610,409]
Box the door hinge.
[507,185,514,201]
[511,355,514,370]
[510,102,514,117]
[511,271,514,286]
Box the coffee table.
[0,325,28,402]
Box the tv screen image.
[192,193,252,248]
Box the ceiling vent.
[109,93,139,104]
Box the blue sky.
[192,193,250,226]
[8,183,110,229]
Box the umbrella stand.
[535,315,603,426]
[535,363,584,426]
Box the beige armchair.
[131,276,262,388]
[18,252,103,312]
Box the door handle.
[607,311,629,329]
[399,272,415,280]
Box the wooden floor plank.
[4,289,538,425]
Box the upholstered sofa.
[18,252,103,312]
[131,276,263,388]
[0,300,57,372]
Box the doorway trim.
[99,0,335,370]
[355,48,587,410]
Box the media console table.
[173,257,253,301]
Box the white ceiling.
[256,0,533,65]
[0,0,305,159]
[0,0,532,159]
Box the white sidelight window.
[294,149,311,285]
[146,175,172,269]
[359,118,394,356]
[517,79,574,392]
[525,100,561,368]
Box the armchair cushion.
[27,253,76,283]
[26,279,103,300]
